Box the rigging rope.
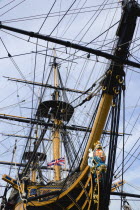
[50,0,78,36]
[0,0,17,10]
[0,0,26,17]
[101,88,122,210]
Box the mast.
[52,51,61,181]
[31,126,38,182]
[35,50,74,181]
[52,120,61,181]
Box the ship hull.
[12,166,97,210]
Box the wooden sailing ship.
[0,0,140,209]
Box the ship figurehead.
[88,141,107,177]
[88,141,107,205]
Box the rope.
[101,88,122,209]
[97,172,100,210]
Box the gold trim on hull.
[14,166,94,209]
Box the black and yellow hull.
[13,166,96,210]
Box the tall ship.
[0,0,140,209]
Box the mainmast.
[52,51,61,181]
[35,51,74,181]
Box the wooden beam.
[0,23,140,68]
[0,161,69,171]
[0,113,92,132]
[0,133,51,141]
[5,77,91,95]
[111,192,140,198]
